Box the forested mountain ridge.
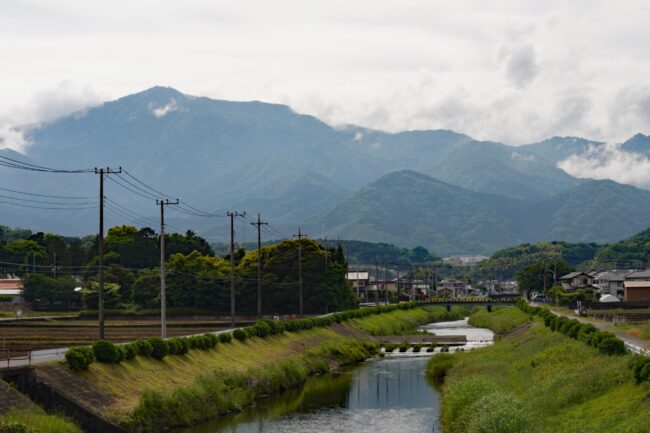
[2,86,650,254]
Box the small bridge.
[375,335,467,346]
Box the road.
[541,304,649,355]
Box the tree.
[516,259,574,297]
[23,274,81,310]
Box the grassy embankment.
[0,407,82,433]
[467,306,530,335]
[60,306,443,431]
[347,305,470,335]
[428,308,650,433]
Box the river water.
[175,319,493,433]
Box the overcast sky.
[1,0,650,150]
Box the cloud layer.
[1,0,649,151]
[558,143,650,188]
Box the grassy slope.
[437,310,650,433]
[1,407,82,433]
[79,327,345,417]
[347,306,468,335]
[467,306,529,335]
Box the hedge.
[516,300,627,356]
[65,302,421,372]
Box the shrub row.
[65,334,220,371]
[630,355,650,385]
[516,300,626,356]
[66,302,419,371]
[425,297,519,304]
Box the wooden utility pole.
[157,198,179,338]
[95,167,121,340]
[250,214,268,319]
[227,211,246,327]
[396,262,401,302]
[374,260,380,306]
[294,228,307,318]
[383,257,389,305]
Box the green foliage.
[0,408,82,433]
[128,338,377,432]
[148,338,168,360]
[467,307,529,335]
[426,353,455,384]
[123,343,138,360]
[516,300,627,356]
[515,260,574,295]
[92,340,121,364]
[65,347,93,372]
[474,241,598,280]
[22,274,81,311]
[135,340,153,357]
[217,333,232,344]
[233,329,248,341]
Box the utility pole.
[294,228,307,318]
[374,260,380,306]
[53,252,56,279]
[227,211,246,327]
[250,214,268,319]
[396,262,401,302]
[95,166,121,340]
[157,198,179,338]
[383,257,389,305]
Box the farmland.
[0,315,237,356]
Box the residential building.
[559,272,594,291]
[0,278,24,304]
[437,279,465,298]
[593,270,635,299]
[624,270,650,302]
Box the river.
[175,318,493,433]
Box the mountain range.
[1,86,649,256]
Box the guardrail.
[0,350,31,370]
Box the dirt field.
[0,317,238,356]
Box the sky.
[1,1,649,159]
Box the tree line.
[1,224,357,314]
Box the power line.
[0,155,93,173]
[0,193,95,206]
[0,198,96,210]
[0,185,94,199]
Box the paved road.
[542,305,649,355]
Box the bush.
[218,333,232,343]
[631,356,650,383]
[166,338,180,355]
[252,321,272,338]
[65,347,91,372]
[148,338,168,360]
[597,337,626,355]
[123,343,138,360]
[92,340,121,364]
[466,391,530,433]
[427,353,454,383]
[233,329,248,341]
[135,339,153,357]
[203,334,218,349]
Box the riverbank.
[429,308,650,433]
[10,305,459,433]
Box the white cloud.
[0,82,103,152]
[149,98,178,118]
[558,142,650,187]
[0,1,650,145]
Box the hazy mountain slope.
[621,133,650,156]
[314,171,650,256]
[315,170,527,255]
[521,136,603,164]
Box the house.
[437,279,465,298]
[593,270,635,299]
[559,272,594,291]
[623,270,650,302]
[0,278,24,304]
[347,271,370,301]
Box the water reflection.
[174,357,440,433]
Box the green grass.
[348,306,468,335]
[467,307,529,335]
[432,316,650,433]
[1,408,82,433]
[126,338,378,432]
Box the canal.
[175,319,493,433]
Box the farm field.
[0,316,235,356]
